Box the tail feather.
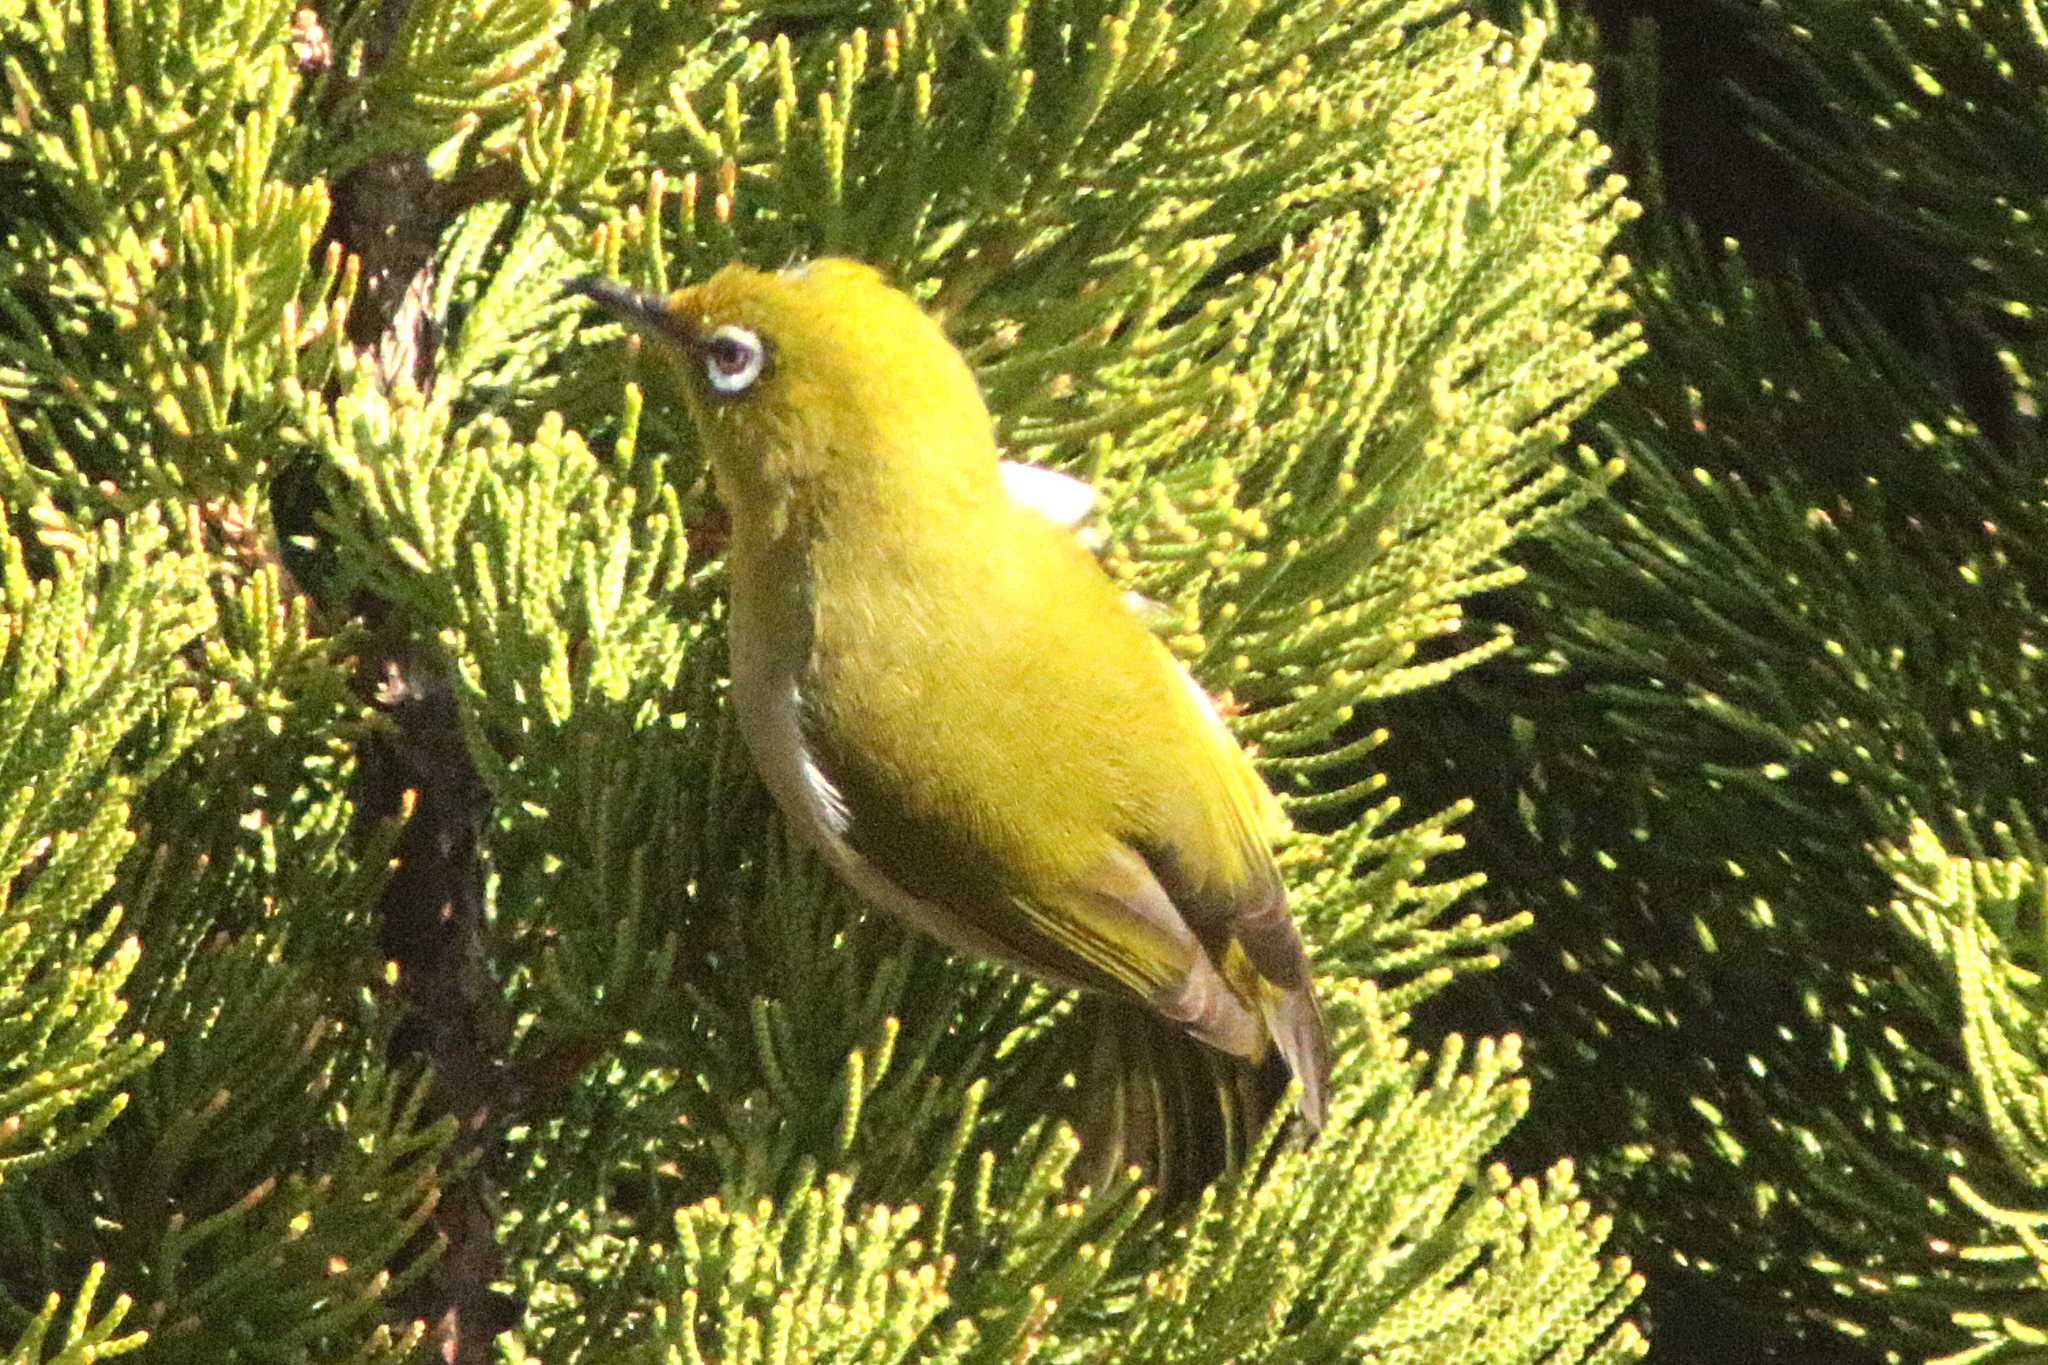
[1130,843,1332,1134]
[1071,997,1288,1201]
[1258,978,1332,1132]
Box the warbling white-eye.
[570,259,1331,1169]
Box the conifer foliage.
[1430,4,2048,1362]
[0,0,1641,1359]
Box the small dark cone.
[1070,996,1293,1203]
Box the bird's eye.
[701,324,767,396]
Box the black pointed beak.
[563,276,695,347]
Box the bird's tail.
[1069,995,1292,1201]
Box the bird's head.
[569,259,1000,525]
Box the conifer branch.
[357,657,513,1365]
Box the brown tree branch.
[312,5,537,1355]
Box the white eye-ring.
[701,323,767,396]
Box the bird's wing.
[1133,816,1332,1130]
[800,682,1331,1128]
[785,697,1264,1063]
[717,547,1233,1015]
[1121,659,1333,1129]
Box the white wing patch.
[1182,665,1227,732]
[795,700,854,837]
[1000,461,1099,531]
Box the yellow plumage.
[572,259,1332,1163]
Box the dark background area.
[1581,0,2011,445]
[1583,0,1903,281]
[1409,4,1978,1362]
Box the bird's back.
[804,490,1267,896]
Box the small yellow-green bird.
[570,259,1330,1163]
